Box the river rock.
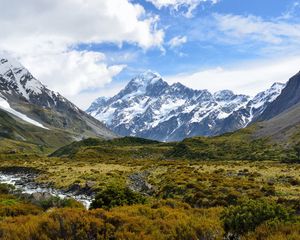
[31,192,53,201]
[128,171,154,195]
[85,181,96,188]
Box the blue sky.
[102,0,298,73]
[1,0,300,108]
[81,0,300,103]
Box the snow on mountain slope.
[0,57,44,100]
[246,82,286,123]
[0,97,48,129]
[0,54,117,142]
[87,71,285,141]
[0,55,79,112]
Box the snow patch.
[0,97,48,129]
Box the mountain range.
[0,55,116,148]
[87,71,285,141]
[2,54,300,147]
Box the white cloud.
[0,0,164,109]
[147,0,219,17]
[74,82,127,110]
[21,51,125,96]
[0,0,164,52]
[165,56,300,96]
[213,13,300,45]
[13,50,126,109]
[280,1,300,20]
[168,36,187,48]
[186,13,300,57]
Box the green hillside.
[0,108,84,151]
[0,108,300,239]
[49,126,297,162]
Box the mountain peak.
[140,70,161,78]
[119,70,167,98]
[0,54,45,100]
[87,69,287,142]
[131,70,162,86]
[0,55,117,142]
[0,54,23,70]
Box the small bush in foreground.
[37,196,84,210]
[0,201,224,240]
[0,195,42,218]
[243,222,300,240]
[90,185,146,210]
[222,199,293,236]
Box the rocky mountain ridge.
[87,71,285,141]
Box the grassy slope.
[49,126,288,161]
[254,102,300,146]
[49,136,168,159]
[0,129,299,239]
[178,126,285,161]
[0,109,79,151]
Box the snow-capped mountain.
[0,56,78,115]
[0,54,116,146]
[87,71,285,141]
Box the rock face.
[0,54,116,145]
[258,71,300,121]
[128,171,154,196]
[87,71,285,141]
[252,72,300,144]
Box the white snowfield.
[0,97,48,129]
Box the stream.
[0,169,94,209]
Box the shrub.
[293,142,300,162]
[0,195,42,218]
[0,208,106,240]
[167,142,191,158]
[0,201,224,240]
[90,185,146,210]
[36,196,84,210]
[221,199,293,236]
[244,222,300,240]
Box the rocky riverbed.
[0,167,94,209]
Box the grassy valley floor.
[0,135,299,239]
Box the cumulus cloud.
[0,0,164,108]
[168,36,187,48]
[0,0,164,51]
[21,51,125,95]
[147,0,219,17]
[165,56,300,96]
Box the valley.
[1,1,300,239]
[0,55,300,238]
[0,132,299,239]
